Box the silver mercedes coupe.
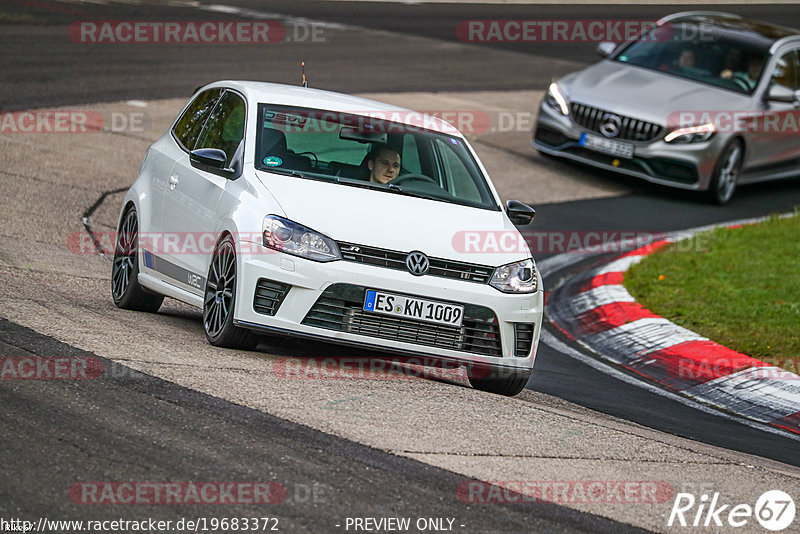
[533,11,800,204]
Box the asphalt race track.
[1,318,635,533]
[4,1,799,110]
[2,1,800,532]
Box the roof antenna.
[301,61,308,88]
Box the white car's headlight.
[263,215,341,262]
[664,123,716,144]
[489,259,538,294]
[544,82,570,116]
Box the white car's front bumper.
[233,242,543,372]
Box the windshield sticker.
[263,156,283,167]
[263,110,307,129]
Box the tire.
[467,366,532,396]
[203,235,260,350]
[706,140,743,205]
[111,207,164,312]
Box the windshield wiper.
[334,177,383,190]
[385,183,439,201]
[262,167,307,179]
[334,177,442,201]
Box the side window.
[401,134,422,174]
[195,91,246,167]
[771,50,800,91]
[434,138,481,202]
[172,89,222,151]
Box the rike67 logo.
[668,490,795,531]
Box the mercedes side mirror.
[765,84,797,104]
[596,42,616,58]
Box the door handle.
[169,175,179,190]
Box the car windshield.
[612,22,771,94]
[254,104,499,210]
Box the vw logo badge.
[599,114,622,138]
[406,251,430,276]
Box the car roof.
[660,12,800,49]
[197,80,464,138]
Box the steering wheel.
[731,74,753,92]
[388,173,436,186]
[295,151,318,165]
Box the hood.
[254,170,530,267]
[562,60,752,125]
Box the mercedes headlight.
[664,123,716,144]
[263,215,341,262]
[489,259,538,294]
[544,82,570,116]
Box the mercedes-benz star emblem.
[599,114,622,138]
[406,251,430,276]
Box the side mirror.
[506,200,536,226]
[190,148,228,170]
[765,84,797,104]
[596,42,616,58]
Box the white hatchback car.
[112,81,542,395]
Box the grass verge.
[624,211,800,374]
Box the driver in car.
[367,144,401,184]
[720,54,764,91]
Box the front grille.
[570,102,662,142]
[253,279,291,316]
[514,323,535,357]
[302,284,502,357]
[337,242,494,284]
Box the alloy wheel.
[112,209,138,301]
[717,144,742,204]
[204,240,236,338]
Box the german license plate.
[580,132,634,159]
[363,290,464,327]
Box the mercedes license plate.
[580,132,634,159]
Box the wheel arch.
[117,199,137,229]
[730,134,746,159]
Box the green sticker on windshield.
[263,156,283,167]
